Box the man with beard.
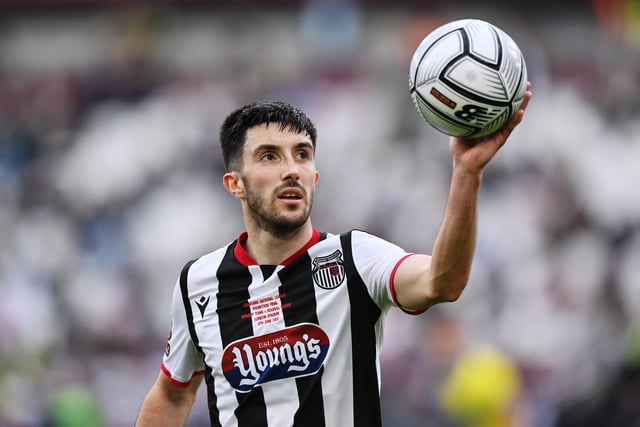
[136,92,531,427]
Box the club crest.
[312,250,345,289]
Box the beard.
[243,179,314,237]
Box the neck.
[243,222,314,265]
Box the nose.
[281,155,300,181]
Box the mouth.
[277,187,304,201]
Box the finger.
[505,88,532,131]
[519,84,533,112]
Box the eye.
[260,152,277,161]
[295,150,312,160]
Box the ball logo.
[430,87,456,109]
[454,104,489,122]
[312,250,346,289]
[221,323,330,392]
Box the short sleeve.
[161,279,205,387]
[350,230,411,311]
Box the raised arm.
[135,371,203,427]
[393,85,532,311]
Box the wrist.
[452,159,483,183]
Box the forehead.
[244,123,312,150]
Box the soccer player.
[135,87,532,426]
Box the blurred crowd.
[1,2,640,426]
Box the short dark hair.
[219,100,318,172]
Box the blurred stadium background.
[1,0,640,426]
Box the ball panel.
[412,31,465,88]
[512,63,527,105]
[478,108,511,136]
[499,37,528,102]
[464,21,501,66]
[443,57,510,103]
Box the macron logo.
[195,296,210,318]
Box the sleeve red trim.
[161,362,205,388]
[389,253,428,315]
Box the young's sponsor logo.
[221,323,329,392]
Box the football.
[409,19,528,138]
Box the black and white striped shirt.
[162,228,420,427]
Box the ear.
[223,171,245,199]
[314,170,320,186]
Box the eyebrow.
[253,142,314,153]
[294,142,314,151]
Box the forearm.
[429,162,481,301]
[394,88,530,310]
[135,378,195,427]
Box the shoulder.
[349,229,406,256]
[313,229,383,247]
[346,229,394,245]
[319,229,386,241]
[316,229,399,254]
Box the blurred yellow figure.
[49,386,102,427]
[439,346,521,427]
